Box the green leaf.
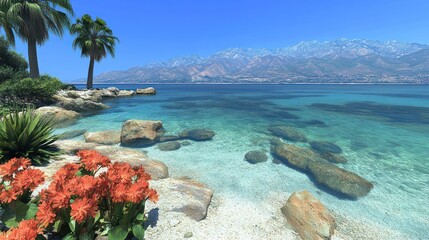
[132,224,145,240]
[62,234,75,240]
[108,225,129,240]
[78,232,94,240]
[68,219,76,232]
[1,201,34,228]
[1,205,18,227]
[25,203,38,219]
[135,213,145,221]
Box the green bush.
[0,37,28,83]
[0,75,74,108]
[0,108,59,165]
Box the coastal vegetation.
[71,15,118,89]
[0,0,74,78]
[0,150,158,239]
[0,108,59,165]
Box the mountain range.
[92,39,429,84]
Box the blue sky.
[8,0,429,81]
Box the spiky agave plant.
[0,108,59,164]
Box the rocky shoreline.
[31,87,398,240]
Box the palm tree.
[0,0,74,79]
[71,15,118,89]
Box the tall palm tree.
[71,15,118,89]
[0,0,74,79]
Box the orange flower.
[107,162,133,184]
[146,188,159,203]
[36,201,57,227]
[0,158,31,180]
[110,183,129,203]
[133,166,151,182]
[1,219,42,240]
[52,163,80,183]
[12,169,45,192]
[49,190,71,210]
[0,189,18,204]
[73,175,101,198]
[70,197,98,223]
[78,150,110,171]
[125,179,149,203]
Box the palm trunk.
[87,56,95,89]
[28,38,40,79]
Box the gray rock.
[310,141,342,154]
[55,96,109,112]
[184,232,193,238]
[272,143,320,170]
[158,141,181,151]
[308,161,373,198]
[35,106,80,127]
[179,129,215,141]
[54,140,100,154]
[136,87,156,95]
[146,179,213,221]
[268,126,307,142]
[245,150,268,164]
[272,142,372,198]
[95,145,169,180]
[120,120,163,146]
[84,130,121,145]
[181,141,191,146]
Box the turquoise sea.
[61,84,429,239]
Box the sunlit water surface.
[60,84,429,239]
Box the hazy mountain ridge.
[94,39,429,84]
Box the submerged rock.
[136,87,156,95]
[159,135,181,142]
[281,190,336,240]
[308,161,373,198]
[146,178,213,221]
[300,120,327,127]
[158,141,181,151]
[84,130,121,145]
[272,143,319,170]
[268,126,307,142]
[181,140,191,146]
[58,129,87,140]
[310,141,342,154]
[245,150,268,164]
[319,152,347,164]
[179,129,215,141]
[272,142,372,198]
[120,120,163,146]
[35,106,80,126]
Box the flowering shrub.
[0,157,45,230]
[37,150,158,239]
[0,150,158,240]
[0,219,43,240]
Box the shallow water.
[61,84,429,239]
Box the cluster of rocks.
[34,87,158,128]
[269,125,373,199]
[80,119,215,152]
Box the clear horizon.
[5,0,429,81]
